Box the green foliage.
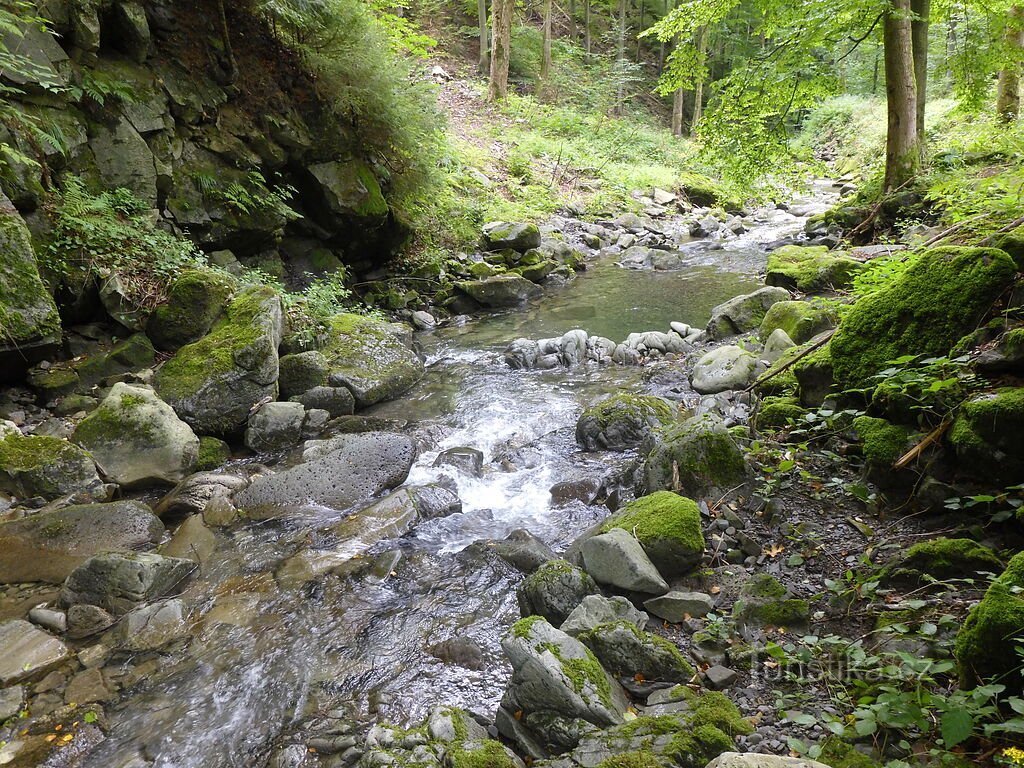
[192,170,299,221]
[71,69,139,108]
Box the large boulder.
[705,287,789,340]
[639,414,747,498]
[956,552,1024,689]
[948,387,1024,484]
[307,159,388,220]
[758,300,835,345]
[235,432,416,515]
[691,345,758,394]
[765,245,863,293]
[72,383,200,488]
[319,313,424,408]
[60,551,196,615]
[517,559,600,626]
[0,500,163,584]
[155,285,283,435]
[0,192,61,373]
[483,221,542,252]
[457,274,542,307]
[578,620,694,682]
[580,527,669,595]
[830,247,1017,387]
[0,432,103,500]
[599,491,704,577]
[575,394,676,451]
[146,268,236,351]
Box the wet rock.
[639,413,747,498]
[433,446,484,477]
[576,394,676,451]
[161,514,218,564]
[0,619,70,685]
[66,604,116,639]
[0,432,103,501]
[412,310,436,330]
[292,385,356,417]
[0,685,24,721]
[245,401,305,452]
[765,245,864,293]
[579,620,694,683]
[236,432,416,515]
[561,595,648,636]
[706,287,790,340]
[64,667,116,704]
[483,221,542,252]
[0,500,163,584]
[457,274,542,307]
[111,598,189,651]
[706,753,833,768]
[517,559,600,625]
[60,552,196,615]
[72,382,199,488]
[485,529,557,573]
[278,351,330,398]
[407,484,462,520]
[692,345,758,394]
[644,591,715,622]
[550,478,603,506]
[154,472,249,519]
[599,491,704,577]
[581,528,669,595]
[429,638,488,671]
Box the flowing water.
[86,192,834,768]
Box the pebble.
[28,605,67,634]
[704,665,738,690]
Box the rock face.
[0,432,103,500]
[830,246,1018,387]
[155,286,283,435]
[691,345,759,394]
[72,383,200,488]
[235,432,416,515]
[60,552,196,615]
[581,528,669,594]
[765,245,864,293]
[640,414,747,498]
[0,620,70,685]
[706,287,790,340]
[457,274,542,307]
[517,560,600,626]
[578,620,694,682]
[956,551,1024,689]
[0,500,163,584]
[318,314,424,408]
[498,617,628,758]
[576,394,676,451]
[599,491,704,577]
[0,192,61,374]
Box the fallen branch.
[893,419,951,471]
[744,329,836,393]
[917,213,986,249]
[980,214,1024,246]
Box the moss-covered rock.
[576,394,677,452]
[0,432,102,500]
[817,736,882,768]
[792,338,834,407]
[754,395,806,431]
[146,268,236,351]
[307,159,388,220]
[599,491,704,576]
[482,221,542,252]
[733,573,809,628]
[457,274,542,307]
[517,559,600,626]
[705,287,790,340]
[155,285,283,436]
[759,300,836,345]
[882,538,1003,586]
[579,620,695,683]
[75,333,157,387]
[448,739,521,768]
[948,388,1024,484]
[195,436,230,471]
[755,343,802,396]
[319,313,424,408]
[765,245,864,293]
[830,247,1018,388]
[852,415,913,469]
[955,551,1024,688]
[278,351,330,399]
[993,226,1024,271]
[27,366,80,402]
[640,414,747,498]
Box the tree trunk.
[883,0,921,192]
[614,0,627,114]
[488,0,513,101]
[216,0,237,84]
[568,0,577,41]
[478,0,490,75]
[691,25,707,133]
[910,0,930,140]
[584,0,591,53]
[636,0,645,60]
[997,6,1024,122]
[541,0,553,81]
[671,88,684,136]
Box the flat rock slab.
[0,619,70,685]
[236,432,416,516]
[643,591,715,623]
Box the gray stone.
[703,664,738,690]
[321,315,424,408]
[112,599,189,651]
[579,620,694,683]
[236,432,416,516]
[278,351,329,398]
[66,604,116,639]
[28,606,66,634]
[561,595,648,636]
[72,383,199,488]
[426,707,488,743]
[64,667,116,704]
[0,500,163,584]
[0,432,103,501]
[643,591,715,622]
[433,446,484,477]
[60,552,196,615]
[457,275,542,307]
[482,221,542,252]
[307,159,388,220]
[0,685,24,721]
[762,328,796,362]
[301,408,330,438]
[706,287,790,340]
[517,560,600,625]
[153,472,249,519]
[411,311,436,330]
[89,117,157,205]
[293,386,356,417]
[108,1,150,62]
[408,485,462,519]
[485,529,557,573]
[705,754,834,768]
[245,401,305,452]
[640,413,747,498]
[691,345,758,394]
[160,514,217,564]
[0,620,70,685]
[580,528,669,595]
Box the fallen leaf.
[766,544,785,557]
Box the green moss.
[740,573,788,600]
[792,340,834,405]
[831,247,1017,387]
[147,268,236,351]
[641,415,747,498]
[0,201,62,345]
[596,752,664,768]
[73,391,157,445]
[448,740,518,768]
[818,736,882,768]
[599,491,704,576]
[759,300,836,344]
[852,416,913,468]
[0,433,85,472]
[196,436,230,471]
[579,620,695,681]
[27,367,80,399]
[765,245,864,293]
[587,394,675,430]
[949,388,1024,482]
[882,538,1002,585]
[733,574,809,628]
[955,551,1024,688]
[754,395,806,431]
[561,652,614,708]
[0,432,97,498]
[756,342,802,396]
[511,614,546,639]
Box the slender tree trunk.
[671,88,684,136]
[478,0,490,74]
[584,0,591,53]
[615,0,627,114]
[883,0,921,192]
[910,0,930,141]
[216,0,237,83]
[997,6,1024,122]
[690,25,707,133]
[488,0,513,101]
[872,46,880,95]
[541,0,553,80]
[568,0,577,41]
[636,0,645,60]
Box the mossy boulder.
[852,416,913,469]
[706,287,790,340]
[576,394,676,452]
[73,383,199,489]
[882,538,1003,586]
[278,351,330,399]
[146,268,237,351]
[0,192,61,371]
[691,345,758,394]
[818,737,883,768]
[733,573,809,628]
[948,388,1024,484]
[765,245,864,293]
[755,343,803,396]
[517,559,600,626]
[759,300,836,345]
[307,159,388,220]
[0,432,103,500]
[754,396,806,431]
[599,491,704,577]
[830,247,1018,388]
[27,366,80,402]
[74,333,157,387]
[579,620,695,683]
[993,226,1024,271]
[319,313,424,408]
[195,436,230,471]
[792,338,834,407]
[457,274,542,307]
[639,414,747,498]
[482,221,542,252]
[155,285,283,436]
[955,551,1024,688]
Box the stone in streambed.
[759,300,835,345]
[0,619,70,685]
[483,221,542,252]
[245,401,305,452]
[154,471,249,519]
[707,754,834,768]
[457,274,542,307]
[639,413,747,498]
[581,527,669,595]
[599,491,704,578]
[0,431,103,501]
[482,529,557,573]
[578,620,694,683]
[517,559,600,625]
[644,590,715,622]
[60,552,196,615]
[292,385,355,417]
[691,345,758,394]
[433,446,484,476]
[561,594,648,636]
[705,286,790,340]
[575,393,676,452]
[111,599,189,651]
